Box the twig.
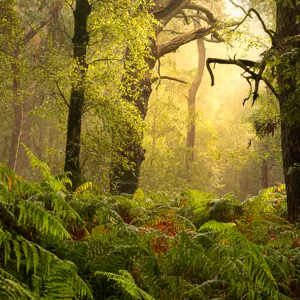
[55,81,70,108]
[159,76,188,84]
[88,58,123,65]
[229,1,274,41]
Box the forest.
[0,0,299,299]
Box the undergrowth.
[0,152,299,299]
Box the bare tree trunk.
[150,112,158,167]
[276,1,300,222]
[261,159,269,189]
[64,0,91,189]
[8,2,62,173]
[185,38,205,174]
[8,52,23,172]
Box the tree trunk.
[64,0,91,189]
[109,1,215,194]
[185,38,205,174]
[110,68,154,194]
[261,159,269,189]
[276,1,300,222]
[8,52,23,172]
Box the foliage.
[1,155,299,299]
[0,157,92,300]
[0,1,299,299]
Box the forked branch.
[229,1,274,41]
[206,57,279,104]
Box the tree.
[64,0,91,189]
[185,35,205,175]
[276,0,300,222]
[111,0,232,194]
[207,0,300,222]
[63,0,154,190]
[0,1,63,173]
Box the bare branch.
[229,1,274,41]
[154,0,189,27]
[88,57,124,65]
[242,74,253,105]
[24,1,63,44]
[252,62,266,102]
[183,2,217,24]
[157,26,213,57]
[229,0,248,15]
[206,57,258,86]
[157,75,188,84]
[206,57,279,102]
[55,81,70,108]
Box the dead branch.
[183,2,217,24]
[55,81,70,108]
[229,1,274,41]
[157,26,213,57]
[158,75,188,84]
[206,57,279,103]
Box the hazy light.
[225,0,245,19]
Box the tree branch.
[157,26,213,57]
[154,0,189,26]
[156,75,188,84]
[206,58,258,86]
[206,57,279,103]
[183,2,217,24]
[229,1,274,41]
[55,81,70,108]
[88,57,124,65]
[24,1,63,44]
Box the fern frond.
[47,192,82,225]
[1,227,93,299]
[23,146,71,192]
[34,261,93,300]
[95,270,154,300]
[0,267,36,300]
[23,145,52,180]
[18,200,71,240]
[74,182,93,195]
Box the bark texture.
[64,0,91,189]
[276,1,300,222]
[8,54,23,172]
[261,159,269,189]
[186,38,205,173]
[110,50,156,194]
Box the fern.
[23,145,71,192]
[0,267,36,300]
[74,181,93,195]
[0,162,93,300]
[18,200,71,240]
[95,270,155,300]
